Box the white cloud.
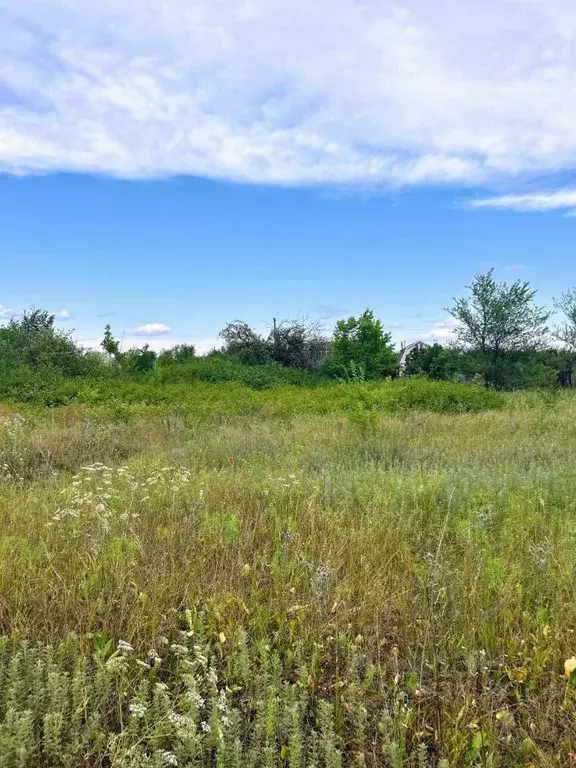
[419,317,459,344]
[131,322,172,336]
[470,189,576,213]
[391,316,459,348]
[1,0,576,187]
[0,305,12,318]
[55,308,71,319]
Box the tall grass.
[0,390,574,765]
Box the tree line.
[2,270,576,391]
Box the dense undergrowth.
[0,367,503,418]
[0,390,575,765]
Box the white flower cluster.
[50,463,197,535]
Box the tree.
[554,289,576,349]
[101,324,121,359]
[447,270,550,388]
[122,344,157,373]
[0,308,100,377]
[326,310,397,379]
[158,344,196,366]
[219,321,271,365]
[404,343,474,380]
[268,318,327,370]
[19,308,56,333]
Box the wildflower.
[129,702,147,718]
[170,643,189,657]
[565,657,576,678]
[193,693,205,708]
[161,750,178,766]
[200,721,211,733]
[148,649,162,664]
[155,682,169,692]
[117,639,134,653]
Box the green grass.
[0,386,574,766]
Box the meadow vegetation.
[1,271,576,765]
[0,386,575,766]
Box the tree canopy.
[326,310,397,379]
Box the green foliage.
[101,324,121,359]
[121,345,158,374]
[448,269,550,388]
[220,319,328,370]
[404,344,475,380]
[154,357,329,389]
[219,321,272,366]
[157,344,197,365]
[0,373,503,414]
[0,309,102,379]
[325,310,397,379]
[268,319,327,370]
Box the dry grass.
[0,394,575,765]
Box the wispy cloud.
[503,264,528,272]
[470,189,576,213]
[0,305,12,318]
[131,322,172,336]
[316,306,350,321]
[54,308,71,319]
[2,0,576,188]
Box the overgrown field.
[0,384,575,766]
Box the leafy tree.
[169,343,196,363]
[0,309,99,377]
[404,344,475,380]
[158,344,196,366]
[554,289,576,349]
[447,269,550,388]
[19,308,56,333]
[326,310,397,379]
[122,345,157,373]
[219,321,271,365]
[101,324,121,359]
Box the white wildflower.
[160,750,178,766]
[129,702,147,718]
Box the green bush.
[153,357,329,389]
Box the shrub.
[325,310,397,379]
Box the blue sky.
[1,0,576,351]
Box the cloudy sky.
[1,0,576,349]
